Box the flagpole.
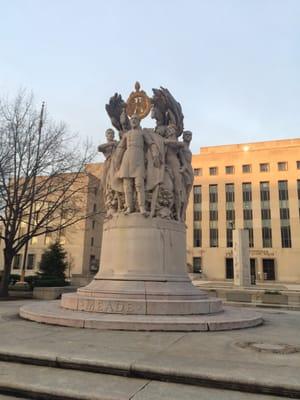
[20,102,45,283]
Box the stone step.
[0,351,299,399]
[0,361,147,400]
[0,361,287,400]
[20,301,262,331]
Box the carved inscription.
[78,299,143,314]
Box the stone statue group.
[98,84,194,222]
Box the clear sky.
[1,0,299,155]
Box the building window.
[278,181,291,248]
[297,161,300,169]
[242,164,252,173]
[13,254,22,270]
[281,226,292,248]
[225,165,234,174]
[243,209,253,220]
[261,209,271,220]
[260,181,270,202]
[278,180,289,201]
[209,184,218,247]
[193,257,202,273]
[280,208,290,219]
[209,185,218,203]
[94,187,98,195]
[209,167,218,176]
[209,210,218,220]
[193,168,202,176]
[92,220,95,229]
[225,183,235,247]
[262,227,272,248]
[209,228,218,247]
[91,237,94,247]
[242,182,253,247]
[260,163,270,172]
[193,186,201,203]
[193,185,202,248]
[226,209,235,221]
[278,162,288,171]
[225,183,235,202]
[193,228,201,247]
[93,203,97,212]
[26,254,35,270]
[193,211,201,221]
[242,183,252,202]
[260,182,272,248]
[226,229,233,248]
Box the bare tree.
[0,91,95,297]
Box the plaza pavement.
[0,299,299,399]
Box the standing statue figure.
[179,130,194,221]
[116,114,161,216]
[164,124,185,221]
[98,128,118,178]
[98,128,118,215]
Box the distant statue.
[179,131,194,221]
[115,114,161,216]
[98,129,117,159]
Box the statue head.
[105,128,115,142]
[183,130,192,143]
[130,114,141,129]
[166,124,178,138]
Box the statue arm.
[143,132,162,168]
[164,138,184,148]
[178,148,187,172]
[98,142,109,153]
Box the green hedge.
[34,276,69,287]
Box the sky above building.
[0,0,299,157]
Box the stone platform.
[2,301,300,399]
[20,301,263,331]
[20,215,263,331]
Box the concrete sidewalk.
[0,300,300,398]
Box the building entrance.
[263,259,275,280]
[225,258,234,279]
[250,258,256,284]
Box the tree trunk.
[0,249,14,298]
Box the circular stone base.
[19,301,263,331]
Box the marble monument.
[20,83,262,331]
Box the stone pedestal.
[233,229,251,287]
[61,214,222,315]
[20,215,263,331]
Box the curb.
[0,351,299,399]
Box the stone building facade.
[186,138,300,283]
[1,139,300,286]
[0,163,104,286]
